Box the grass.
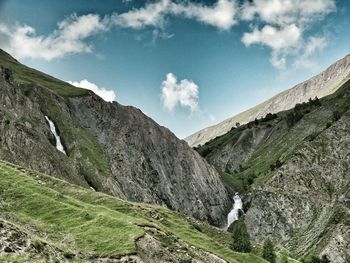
[197,78,350,189]
[0,160,269,262]
[0,49,89,97]
[0,49,112,190]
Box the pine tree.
[230,217,252,253]
[262,238,276,263]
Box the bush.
[280,254,288,263]
[262,238,276,263]
[332,110,341,122]
[230,217,252,253]
[301,254,330,263]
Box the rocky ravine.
[196,75,350,261]
[186,54,350,147]
[0,54,230,226]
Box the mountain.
[0,160,270,262]
[196,75,350,262]
[0,49,230,226]
[186,54,350,147]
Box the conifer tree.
[230,217,252,253]
[262,238,276,263]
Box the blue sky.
[0,0,349,138]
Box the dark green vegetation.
[301,255,330,263]
[262,239,276,263]
[0,160,268,262]
[196,78,350,192]
[0,49,89,97]
[230,217,252,253]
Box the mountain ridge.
[185,54,350,147]
[0,49,230,226]
[195,75,350,262]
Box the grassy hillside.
[0,49,89,97]
[197,78,350,192]
[0,160,271,262]
[0,49,114,193]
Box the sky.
[0,0,349,138]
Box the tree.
[302,255,330,263]
[280,254,288,263]
[230,217,252,253]
[262,238,276,263]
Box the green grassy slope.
[0,160,269,262]
[0,49,89,97]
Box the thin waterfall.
[45,116,67,155]
[225,193,243,230]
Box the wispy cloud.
[241,0,336,69]
[68,79,116,102]
[170,0,237,30]
[161,73,199,112]
[0,14,108,60]
[0,0,336,70]
[112,0,237,30]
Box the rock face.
[186,54,350,147]
[68,95,230,225]
[246,110,350,263]
[196,76,350,261]
[0,51,230,226]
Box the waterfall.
[226,193,243,230]
[45,116,67,155]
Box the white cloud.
[161,73,199,112]
[68,80,116,102]
[242,24,301,50]
[242,24,302,69]
[171,0,237,30]
[241,0,335,26]
[0,0,334,69]
[0,14,108,60]
[112,0,237,30]
[241,0,335,69]
[113,0,170,29]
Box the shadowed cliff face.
[68,94,231,225]
[0,57,230,226]
[196,78,350,261]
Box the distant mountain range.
[185,54,350,147]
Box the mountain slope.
[196,77,350,262]
[0,49,230,226]
[186,54,350,147]
[0,160,269,263]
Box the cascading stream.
[45,116,67,155]
[225,193,243,230]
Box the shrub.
[230,217,252,253]
[280,254,288,263]
[262,238,276,263]
[332,110,341,122]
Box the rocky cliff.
[0,49,230,226]
[186,54,350,147]
[196,77,350,261]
